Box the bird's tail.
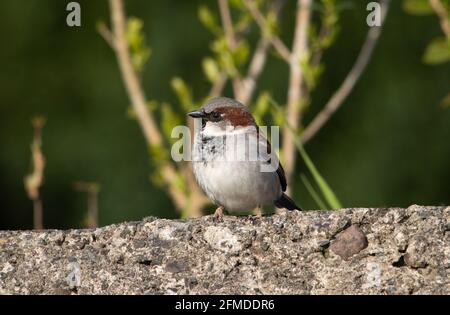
[274,193,302,211]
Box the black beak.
[187,109,205,118]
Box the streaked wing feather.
[257,128,287,192]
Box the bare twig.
[105,0,211,217]
[301,0,391,145]
[97,22,116,50]
[218,0,238,49]
[239,37,271,104]
[239,0,286,104]
[33,200,43,230]
[218,0,243,99]
[74,181,100,228]
[429,0,450,37]
[24,116,46,230]
[244,0,291,63]
[282,0,312,191]
[109,0,162,147]
[107,0,190,212]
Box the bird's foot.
[253,206,263,218]
[213,206,225,223]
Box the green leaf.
[131,48,151,73]
[202,58,220,83]
[149,171,165,188]
[423,37,450,65]
[266,10,279,36]
[253,91,271,125]
[300,51,324,89]
[403,0,433,15]
[171,77,194,111]
[220,52,239,77]
[232,41,250,66]
[294,137,342,209]
[173,172,187,194]
[211,37,239,77]
[161,102,182,142]
[235,12,252,33]
[198,5,221,35]
[126,17,151,72]
[229,0,244,10]
[148,144,169,163]
[270,104,285,126]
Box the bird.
[187,97,301,220]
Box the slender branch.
[239,0,286,104]
[107,0,188,211]
[74,181,100,228]
[218,0,243,98]
[24,116,46,230]
[429,0,450,37]
[244,0,291,63]
[218,0,237,49]
[301,0,391,145]
[109,0,162,146]
[33,200,43,230]
[282,0,312,192]
[239,37,271,104]
[97,22,116,50]
[104,0,212,218]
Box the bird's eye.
[210,111,221,120]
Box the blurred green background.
[0,0,449,230]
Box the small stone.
[120,229,131,238]
[165,261,187,273]
[288,229,303,242]
[394,231,408,252]
[203,226,242,255]
[404,236,428,268]
[67,256,78,263]
[133,239,146,249]
[65,261,81,290]
[330,225,368,260]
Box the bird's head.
[187,97,256,135]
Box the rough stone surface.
[0,205,448,294]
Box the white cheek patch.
[202,121,228,137]
[202,122,256,137]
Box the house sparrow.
[188,97,301,219]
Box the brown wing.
[257,128,287,192]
